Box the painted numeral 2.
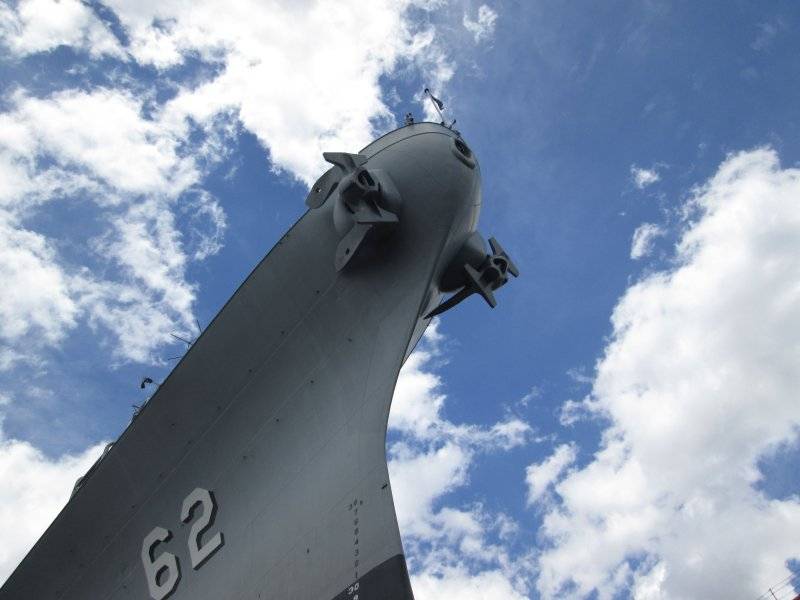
[141,487,224,600]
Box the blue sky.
[1,1,799,598]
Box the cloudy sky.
[1,1,799,598]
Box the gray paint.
[1,122,489,600]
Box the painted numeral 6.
[141,526,180,600]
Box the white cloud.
[535,148,800,598]
[558,399,587,427]
[0,349,25,372]
[0,88,207,362]
[0,216,79,345]
[390,440,472,540]
[389,325,531,598]
[182,190,227,261]
[390,329,530,452]
[630,222,664,259]
[77,198,201,363]
[412,565,528,600]
[566,366,593,384]
[389,330,532,536]
[103,0,453,184]
[463,5,498,43]
[2,89,198,197]
[751,18,786,52]
[0,412,106,583]
[517,386,541,408]
[0,0,124,58]
[525,443,577,505]
[631,165,660,189]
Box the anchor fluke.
[425,233,519,318]
[322,152,368,172]
[488,237,519,277]
[307,151,401,271]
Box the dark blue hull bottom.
[331,555,414,600]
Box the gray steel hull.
[1,123,481,600]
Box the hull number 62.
[141,487,224,600]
